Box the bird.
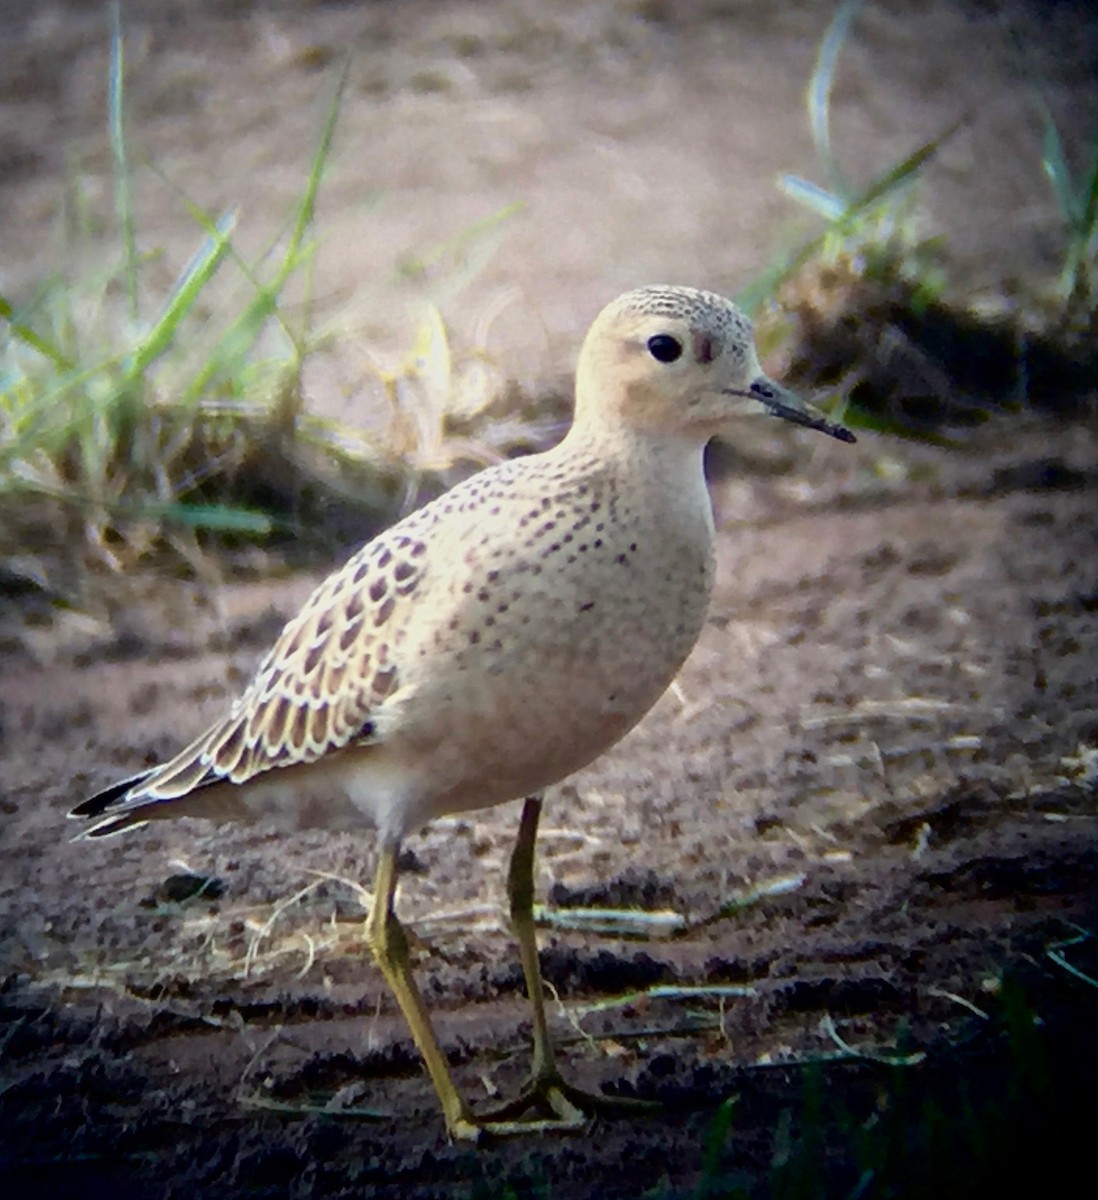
[69,284,855,1141]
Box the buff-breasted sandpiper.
[70,285,854,1141]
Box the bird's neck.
[555,416,714,533]
[560,412,706,481]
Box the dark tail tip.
[69,770,153,820]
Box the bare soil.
[2,3,1097,1198]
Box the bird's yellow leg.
[479,796,659,1135]
[365,843,480,1142]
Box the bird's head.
[574,285,854,446]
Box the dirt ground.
[2,2,1097,1198]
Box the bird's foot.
[451,1070,659,1139]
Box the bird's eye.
[647,334,683,363]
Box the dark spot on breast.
[394,560,416,582]
[374,596,395,627]
[369,577,387,603]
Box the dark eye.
[647,334,683,363]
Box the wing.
[70,526,430,828]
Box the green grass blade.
[140,500,279,535]
[108,3,139,322]
[0,295,75,371]
[840,117,965,219]
[738,120,962,315]
[124,210,237,381]
[808,0,862,200]
[277,53,349,292]
[1074,140,1098,256]
[777,175,846,221]
[177,60,348,405]
[1058,134,1098,305]
[1077,141,1098,242]
[177,260,306,406]
[699,1094,739,1193]
[399,201,525,279]
[149,167,308,357]
[1039,101,1079,226]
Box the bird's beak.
[734,376,857,444]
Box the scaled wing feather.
[105,532,429,812]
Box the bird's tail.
[68,771,158,838]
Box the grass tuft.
[0,23,536,600]
[0,31,360,589]
[739,1,1097,445]
[1037,94,1098,334]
